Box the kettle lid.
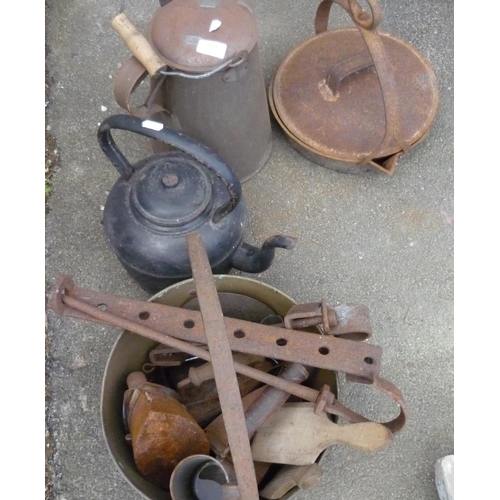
[131,153,213,228]
[148,0,258,72]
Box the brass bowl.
[101,275,338,499]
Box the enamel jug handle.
[97,114,242,223]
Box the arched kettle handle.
[97,114,242,223]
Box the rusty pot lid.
[271,28,439,162]
[148,0,258,72]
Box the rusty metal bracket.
[283,299,371,340]
[222,55,250,83]
[47,274,407,433]
[47,279,381,380]
[186,232,258,499]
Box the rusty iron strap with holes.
[48,283,381,381]
[186,233,259,499]
[47,275,407,433]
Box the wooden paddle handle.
[326,421,392,452]
[111,12,166,76]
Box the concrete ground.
[45,0,453,499]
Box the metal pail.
[101,275,338,499]
[112,0,273,183]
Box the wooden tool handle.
[325,421,392,452]
[111,12,165,76]
[178,353,264,388]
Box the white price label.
[142,120,164,132]
[209,19,222,32]
[196,39,227,60]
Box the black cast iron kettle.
[97,114,296,293]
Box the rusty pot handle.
[315,0,382,34]
[325,50,374,95]
[325,51,402,174]
[111,11,171,119]
[113,56,168,118]
[314,0,406,171]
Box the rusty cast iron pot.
[101,275,339,500]
[269,0,439,175]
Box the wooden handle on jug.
[111,12,166,76]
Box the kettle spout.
[231,235,297,274]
